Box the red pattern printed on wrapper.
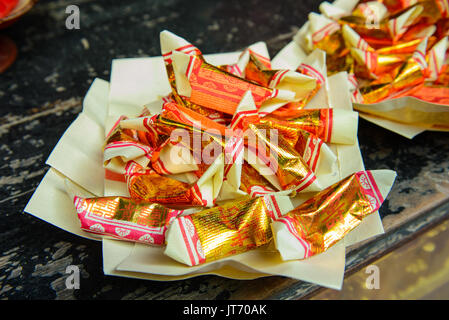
[263,194,283,220]
[226,64,243,77]
[356,36,370,51]
[355,171,384,212]
[293,171,317,192]
[268,70,290,88]
[412,49,427,70]
[365,50,378,74]
[230,109,260,131]
[163,44,201,65]
[312,22,340,44]
[177,216,206,266]
[74,196,182,245]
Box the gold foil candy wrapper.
[74,195,183,245]
[172,52,274,115]
[246,122,320,192]
[260,108,335,143]
[272,170,396,260]
[164,195,293,266]
[341,5,424,44]
[360,37,430,103]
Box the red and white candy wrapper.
[426,36,448,81]
[164,194,294,266]
[125,150,224,207]
[309,12,341,48]
[64,177,195,245]
[268,49,329,118]
[293,129,337,175]
[272,169,396,261]
[74,195,184,245]
[224,42,271,77]
[171,50,316,116]
[160,30,202,65]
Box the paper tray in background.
[275,0,449,139]
[25,50,384,290]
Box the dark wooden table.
[1,0,448,300]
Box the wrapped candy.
[261,108,359,145]
[292,0,449,136]
[164,194,294,266]
[171,51,317,116]
[272,170,396,260]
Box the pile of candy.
[69,31,396,266]
[0,0,18,19]
[296,0,449,106]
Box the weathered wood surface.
[1,0,448,300]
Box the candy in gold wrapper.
[272,170,396,260]
[360,37,429,103]
[239,161,276,197]
[74,195,184,245]
[269,49,327,118]
[291,129,332,173]
[172,51,275,115]
[164,195,293,266]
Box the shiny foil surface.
[75,196,180,245]
[189,196,273,263]
[283,171,380,255]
